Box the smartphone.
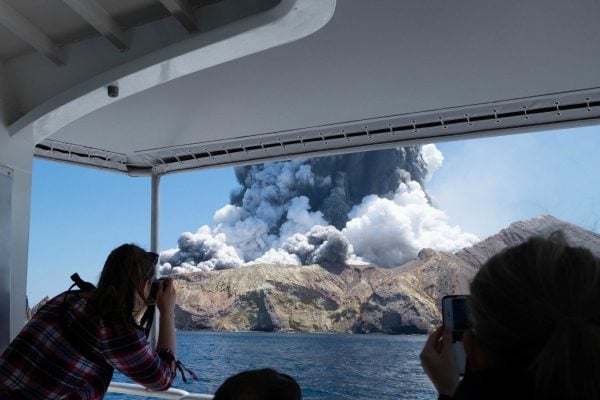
[442,295,470,375]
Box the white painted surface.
[62,0,129,51]
[0,126,33,348]
[8,0,336,144]
[7,0,600,174]
[0,0,65,64]
[0,167,12,348]
[108,382,213,399]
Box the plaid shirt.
[0,291,175,399]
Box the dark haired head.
[214,368,301,400]
[89,243,157,326]
[469,232,600,400]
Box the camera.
[442,295,471,375]
[147,277,166,305]
[107,85,119,98]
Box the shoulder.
[28,292,77,318]
[56,291,91,315]
[33,291,99,336]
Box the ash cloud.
[159,227,242,274]
[231,146,429,230]
[159,144,478,272]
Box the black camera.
[147,277,166,305]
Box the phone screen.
[452,297,469,336]
[442,295,470,375]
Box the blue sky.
[27,126,600,305]
[428,128,600,237]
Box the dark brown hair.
[469,232,600,399]
[214,368,301,400]
[88,243,157,327]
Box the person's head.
[467,232,600,399]
[213,368,301,400]
[89,243,158,326]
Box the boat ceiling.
[2,0,600,175]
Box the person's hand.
[155,277,177,314]
[420,325,460,396]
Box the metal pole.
[150,174,160,348]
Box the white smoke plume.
[421,144,443,181]
[343,179,478,267]
[159,145,478,273]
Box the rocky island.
[26,215,600,332]
[173,215,600,334]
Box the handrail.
[108,382,213,400]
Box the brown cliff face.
[172,250,472,333]
[172,215,600,334]
[174,263,440,334]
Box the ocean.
[106,331,436,400]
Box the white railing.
[108,382,214,400]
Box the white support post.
[62,0,129,51]
[159,0,199,32]
[0,0,65,65]
[0,119,34,351]
[149,174,161,348]
[0,166,13,350]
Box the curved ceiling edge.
[8,0,336,144]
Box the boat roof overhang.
[2,0,600,176]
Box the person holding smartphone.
[420,232,600,400]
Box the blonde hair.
[469,232,600,399]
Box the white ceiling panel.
[4,0,600,175]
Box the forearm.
[156,309,176,359]
[106,327,175,391]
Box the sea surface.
[106,331,436,400]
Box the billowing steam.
[159,145,478,274]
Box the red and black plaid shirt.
[0,291,175,399]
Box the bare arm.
[155,278,177,360]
